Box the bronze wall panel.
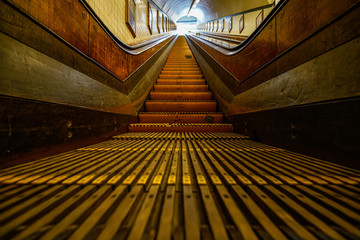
[276,0,358,53]
[9,0,89,55]
[4,0,172,81]
[88,17,129,79]
[0,0,176,97]
[88,17,169,80]
[220,18,277,83]
[189,0,358,86]
[191,20,277,86]
[189,4,360,98]
[238,4,360,95]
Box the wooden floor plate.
[113,131,248,139]
[139,112,223,123]
[150,91,212,100]
[153,84,209,91]
[0,135,359,239]
[128,123,234,132]
[145,100,217,112]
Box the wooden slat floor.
[0,132,359,240]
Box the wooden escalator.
[0,36,359,240]
[130,36,232,133]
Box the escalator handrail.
[186,0,288,55]
[79,0,174,55]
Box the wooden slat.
[187,141,229,240]
[312,185,360,210]
[121,141,166,186]
[266,185,346,240]
[0,185,64,223]
[249,185,318,240]
[282,185,360,236]
[92,140,154,185]
[0,185,32,201]
[296,185,360,221]
[68,185,128,240]
[0,150,82,177]
[205,141,267,184]
[182,140,201,240]
[156,141,180,239]
[156,185,176,240]
[0,185,80,238]
[0,185,48,212]
[107,141,163,185]
[232,185,287,240]
[96,185,143,240]
[12,185,98,240]
[127,142,173,239]
[0,184,21,196]
[216,185,258,240]
[0,151,97,184]
[37,185,111,240]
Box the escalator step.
[145,100,217,112]
[156,79,206,85]
[153,84,208,91]
[150,91,212,100]
[128,123,234,132]
[139,112,223,123]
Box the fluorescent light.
[193,0,200,9]
[188,0,201,16]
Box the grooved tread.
[0,136,359,239]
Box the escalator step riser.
[154,85,208,91]
[156,80,206,85]
[146,102,217,112]
[159,75,203,79]
[128,126,233,132]
[150,92,212,100]
[161,71,201,75]
[162,68,200,71]
[138,114,223,123]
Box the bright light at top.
[187,8,204,22]
[176,15,198,35]
[192,0,201,9]
[176,23,197,35]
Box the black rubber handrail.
[198,32,247,41]
[192,34,242,51]
[197,33,243,44]
[188,34,240,53]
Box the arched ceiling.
[152,0,273,22]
